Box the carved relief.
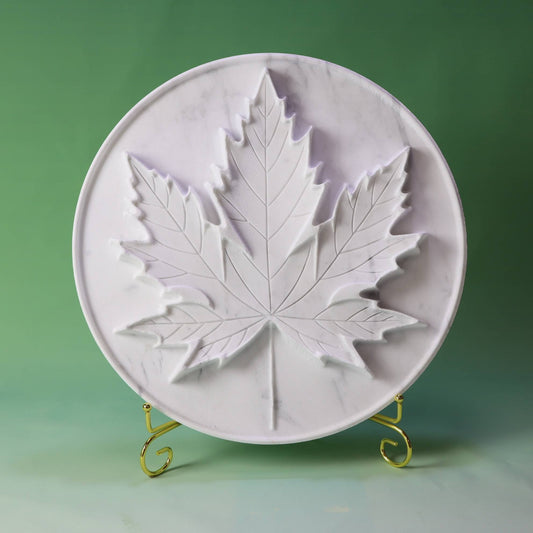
[117,72,421,427]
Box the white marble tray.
[73,53,466,444]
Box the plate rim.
[72,52,467,444]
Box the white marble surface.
[73,54,466,444]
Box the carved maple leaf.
[119,71,421,396]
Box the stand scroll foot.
[140,403,181,478]
[370,394,413,468]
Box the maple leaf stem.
[268,322,277,431]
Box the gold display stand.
[140,394,412,477]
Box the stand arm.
[370,394,413,468]
[140,403,181,477]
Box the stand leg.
[140,403,181,477]
[370,394,413,468]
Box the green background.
[1,0,531,531]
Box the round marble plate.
[73,53,466,444]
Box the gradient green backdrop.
[1,1,531,531]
